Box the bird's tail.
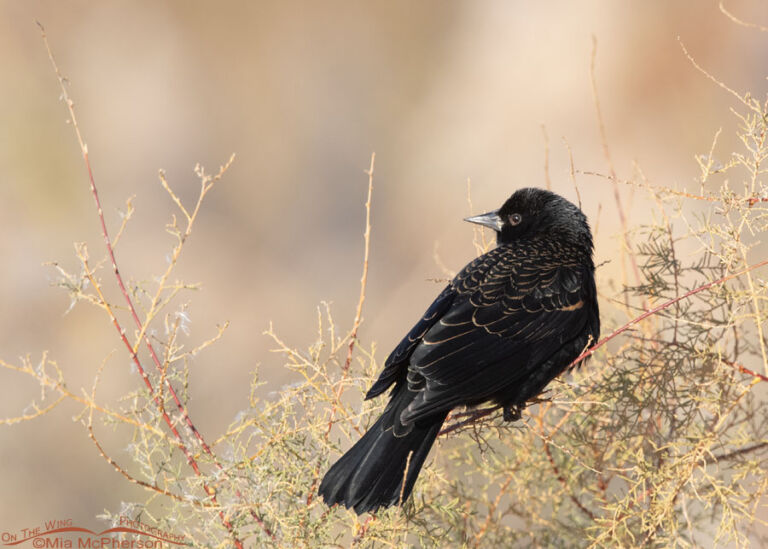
[318,383,447,514]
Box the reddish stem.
[38,23,275,545]
[439,257,768,435]
[567,258,768,370]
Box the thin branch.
[440,406,499,436]
[345,152,375,376]
[712,442,768,462]
[579,169,768,206]
[719,1,768,33]
[568,257,768,369]
[467,178,490,255]
[720,358,768,383]
[85,357,207,507]
[399,450,413,507]
[678,37,760,114]
[0,394,66,425]
[590,36,642,301]
[38,23,256,545]
[350,516,375,548]
[562,137,581,211]
[472,474,515,547]
[541,124,551,191]
[544,442,596,521]
[307,153,375,511]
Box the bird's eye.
[509,213,522,226]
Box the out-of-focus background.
[1,0,766,531]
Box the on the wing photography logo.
[1,517,187,548]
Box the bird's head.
[464,187,593,249]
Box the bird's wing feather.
[365,285,456,399]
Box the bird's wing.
[401,241,595,421]
[366,285,456,399]
[366,248,525,400]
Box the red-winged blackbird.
[319,188,600,514]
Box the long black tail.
[318,383,447,514]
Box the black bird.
[319,187,600,514]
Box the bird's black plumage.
[319,187,600,514]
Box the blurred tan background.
[1,0,766,532]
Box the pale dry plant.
[3,12,768,549]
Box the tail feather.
[319,383,447,514]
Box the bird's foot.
[503,404,522,422]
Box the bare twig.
[350,516,375,547]
[590,36,643,310]
[307,153,375,510]
[440,406,499,436]
[678,37,761,114]
[541,124,551,191]
[472,474,515,547]
[712,442,768,462]
[467,178,490,255]
[720,358,768,383]
[544,442,596,521]
[344,152,376,377]
[568,257,768,369]
[562,137,582,210]
[38,23,264,545]
[399,451,414,507]
[719,1,768,33]
[580,169,768,206]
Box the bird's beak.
[464,210,504,232]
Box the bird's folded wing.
[405,244,593,420]
[365,285,456,399]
